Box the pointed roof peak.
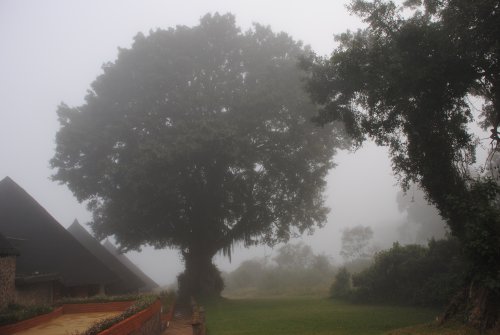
[0,180,117,286]
[1,176,14,183]
[69,219,83,230]
[1,176,21,189]
[67,225,145,292]
[0,177,38,204]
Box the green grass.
[204,296,441,335]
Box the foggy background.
[0,0,460,286]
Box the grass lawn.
[204,296,441,335]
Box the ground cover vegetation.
[204,297,439,335]
[0,304,53,326]
[303,0,500,330]
[55,293,147,305]
[50,13,347,300]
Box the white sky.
[0,0,410,286]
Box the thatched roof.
[0,176,118,286]
[0,232,19,257]
[103,240,159,292]
[68,220,146,293]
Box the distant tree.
[224,259,267,291]
[50,14,345,299]
[340,225,374,261]
[310,253,333,274]
[303,0,500,329]
[273,242,315,270]
[224,243,335,296]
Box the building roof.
[67,220,146,293]
[0,176,119,287]
[103,240,159,292]
[0,232,19,257]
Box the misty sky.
[0,0,438,285]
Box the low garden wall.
[98,300,161,335]
[63,301,134,314]
[0,300,150,335]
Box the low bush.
[0,304,53,326]
[330,267,351,298]
[345,238,468,306]
[56,293,141,305]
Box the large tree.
[51,14,345,298]
[303,0,500,330]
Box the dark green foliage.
[51,13,344,298]
[343,257,374,274]
[0,304,53,326]
[303,0,500,328]
[349,239,468,306]
[330,267,352,299]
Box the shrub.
[349,238,468,306]
[330,267,351,299]
[0,304,53,326]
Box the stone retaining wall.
[0,256,16,309]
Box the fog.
[0,0,451,286]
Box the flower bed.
[0,294,167,335]
[78,295,160,335]
[88,299,161,335]
[0,300,135,335]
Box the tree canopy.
[303,0,500,329]
[340,225,374,261]
[51,13,345,297]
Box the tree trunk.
[440,282,500,332]
[177,246,224,301]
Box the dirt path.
[13,312,120,335]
